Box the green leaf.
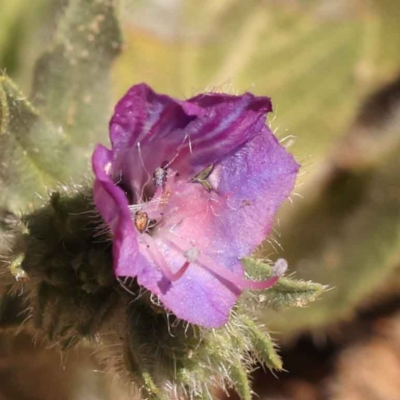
[0,0,122,213]
[0,76,71,212]
[31,0,122,171]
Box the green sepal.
[241,316,282,370]
[230,363,252,400]
[242,257,326,310]
[266,278,327,310]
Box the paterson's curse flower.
[92,84,299,327]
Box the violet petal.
[92,144,140,277]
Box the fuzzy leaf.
[0,76,71,212]
[31,0,122,174]
[241,316,282,371]
[0,0,122,213]
[230,364,252,400]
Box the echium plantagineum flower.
[92,83,299,328]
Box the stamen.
[162,133,190,170]
[128,197,168,221]
[199,254,279,290]
[141,235,192,282]
[163,231,279,290]
[136,142,153,200]
[188,134,193,153]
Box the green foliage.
[0,0,122,214]
[32,0,122,151]
[0,76,69,212]
[265,278,327,310]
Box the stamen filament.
[163,232,279,290]
[141,235,191,282]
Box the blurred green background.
[2,1,400,399]
[3,0,400,162]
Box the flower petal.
[160,126,299,262]
[109,83,203,196]
[135,239,242,328]
[110,83,203,150]
[108,85,274,197]
[93,84,299,327]
[210,126,299,256]
[170,92,273,176]
[133,225,279,327]
[92,145,139,277]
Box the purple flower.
[92,83,299,327]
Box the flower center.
[127,164,176,236]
